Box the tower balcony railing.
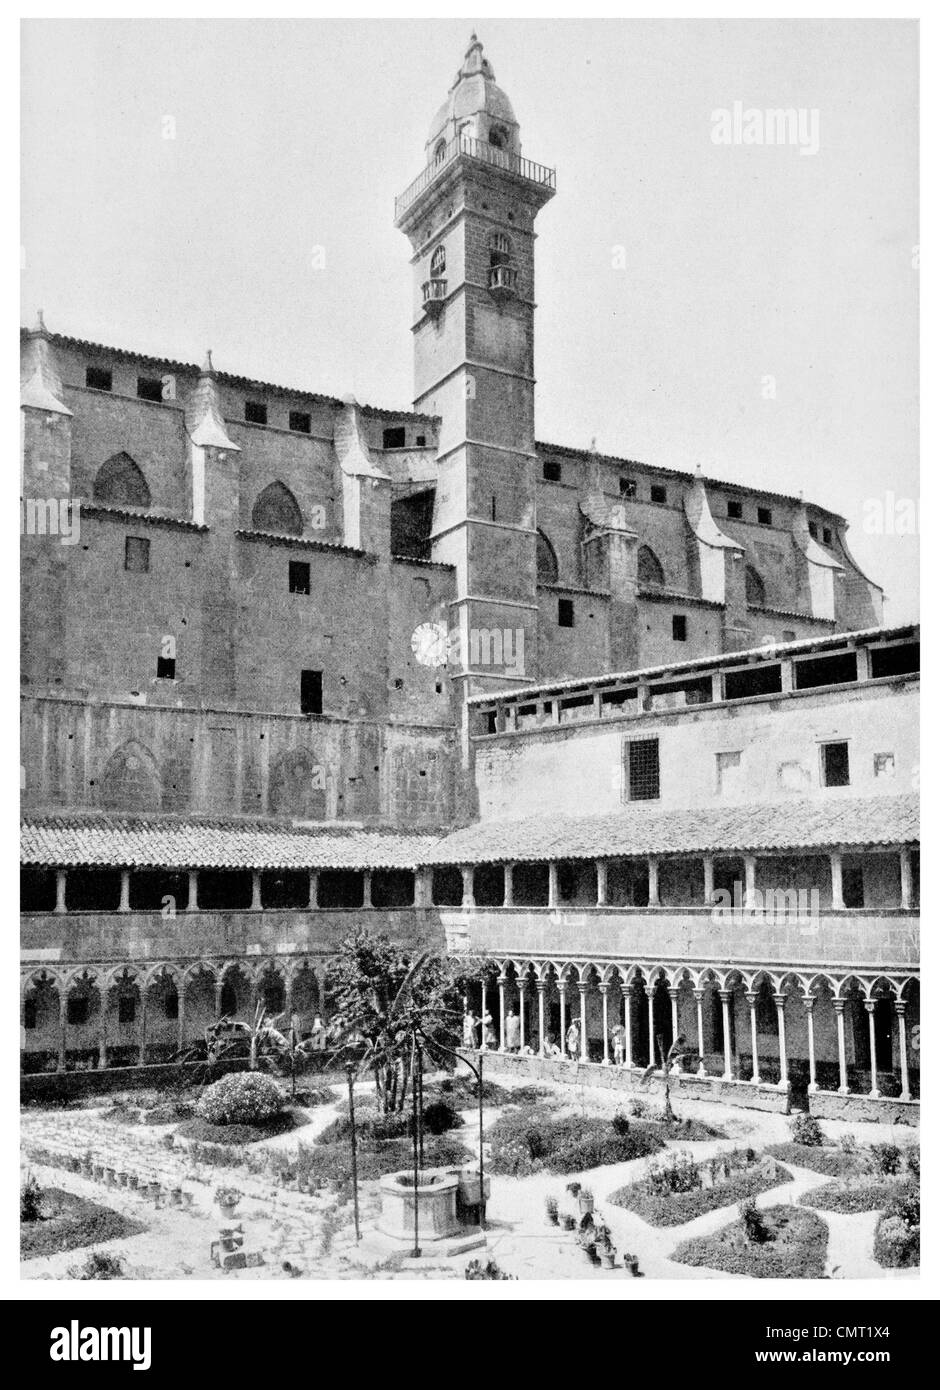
[395,134,556,221]
[488,264,517,294]
[422,276,448,317]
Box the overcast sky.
[21,18,918,623]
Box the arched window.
[433,139,447,164]
[745,564,766,608]
[488,231,516,291]
[101,739,161,812]
[251,481,304,536]
[489,125,508,150]
[430,244,446,278]
[637,544,665,590]
[536,530,559,585]
[93,452,151,509]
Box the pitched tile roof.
[418,794,919,865]
[21,814,443,871]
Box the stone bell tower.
[395,35,555,702]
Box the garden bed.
[21,1187,145,1261]
[764,1143,863,1178]
[800,1176,918,1215]
[609,1151,792,1226]
[671,1205,828,1278]
[873,1189,919,1269]
[271,1134,473,1191]
[175,1110,304,1145]
[488,1105,667,1176]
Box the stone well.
[378,1168,461,1243]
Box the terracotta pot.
[578,1195,594,1214]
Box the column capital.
[801,994,816,1012]
[598,981,610,995]
[577,980,589,994]
[833,998,847,1014]
[894,999,907,1017]
[718,988,732,1002]
[863,999,876,1014]
[692,987,705,1002]
[535,978,548,994]
[667,986,679,1000]
[745,991,759,1006]
[772,993,787,1008]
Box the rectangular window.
[808,521,819,539]
[842,860,865,909]
[715,749,743,796]
[288,560,310,594]
[821,741,850,788]
[558,598,574,627]
[416,434,426,446]
[124,536,150,573]
[67,996,90,1025]
[156,655,176,680]
[794,651,857,690]
[619,477,637,498]
[136,375,163,402]
[383,426,406,449]
[542,460,561,482]
[870,642,919,679]
[245,400,268,425]
[723,663,782,700]
[86,366,112,392]
[289,410,311,434]
[727,499,743,519]
[757,506,772,526]
[118,995,136,1025]
[301,669,323,715]
[650,484,667,504]
[873,752,896,780]
[672,614,687,641]
[627,738,660,801]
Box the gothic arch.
[93,452,151,509]
[637,544,665,590]
[251,480,303,536]
[745,564,766,608]
[101,739,162,812]
[536,530,559,585]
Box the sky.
[21,18,918,622]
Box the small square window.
[672,614,687,641]
[543,460,561,482]
[289,560,311,594]
[619,477,637,498]
[118,995,136,1025]
[383,427,406,449]
[245,400,268,425]
[757,506,772,526]
[124,536,150,573]
[808,521,819,539]
[137,375,163,402]
[727,499,743,519]
[822,527,832,545]
[821,741,850,787]
[86,366,112,392]
[650,484,667,504]
[782,629,796,643]
[416,434,426,446]
[157,655,176,680]
[873,752,896,780]
[558,598,574,627]
[289,410,311,434]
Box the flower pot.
[217,1201,239,1221]
[578,1195,594,1215]
[546,1212,559,1226]
[168,1188,183,1207]
[624,1259,640,1276]
[127,1174,139,1190]
[561,1215,576,1231]
[600,1250,617,1270]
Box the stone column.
[746,992,761,1084]
[646,986,656,1067]
[119,869,131,913]
[250,870,262,912]
[579,982,589,1062]
[899,848,912,910]
[774,993,789,1091]
[177,984,187,1052]
[187,870,199,912]
[600,983,610,1064]
[548,862,558,909]
[504,863,514,908]
[461,866,474,909]
[622,983,634,1068]
[138,988,148,1066]
[536,980,546,1055]
[744,855,757,910]
[895,1001,911,1102]
[57,991,67,1072]
[719,989,733,1081]
[834,998,849,1094]
[830,852,844,910]
[669,987,679,1048]
[309,871,319,909]
[497,975,507,1052]
[647,857,660,908]
[98,988,108,1070]
[479,978,488,1051]
[702,855,714,906]
[557,980,567,1048]
[694,988,706,1076]
[55,869,67,915]
[362,870,372,909]
[283,973,294,1026]
[865,1000,880,1098]
[596,860,608,907]
[214,978,224,1019]
[803,994,818,1092]
[517,979,527,1051]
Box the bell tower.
[395,35,555,701]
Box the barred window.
[626,738,660,801]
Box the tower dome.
[425,34,520,163]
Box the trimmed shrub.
[196,1073,284,1128]
[874,1188,919,1269]
[318,1112,410,1145]
[21,1173,44,1222]
[764,1142,863,1178]
[72,1251,126,1280]
[789,1114,825,1147]
[869,1143,902,1176]
[610,1153,792,1226]
[177,1112,298,1145]
[672,1205,827,1278]
[422,1099,464,1135]
[466,1258,515,1280]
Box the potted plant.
[600,1245,618,1270]
[566,1181,581,1197]
[623,1252,640,1276]
[561,1212,577,1231]
[578,1186,594,1215]
[545,1195,559,1226]
[215,1185,241,1218]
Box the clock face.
[411,620,449,669]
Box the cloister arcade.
[467,958,919,1102]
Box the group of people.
[461,1010,631,1064]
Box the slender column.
[774,993,789,1091]
[578,983,588,1061]
[119,869,131,913]
[830,852,844,910]
[54,869,67,915]
[719,989,733,1080]
[647,857,660,907]
[362,870,372,909]
[895,1001,911,1102]
[899,848,912,909]
[250,870,262,912]
[98,989,108,1069]
[187,870,199,912]
[596,860,608,907]
[214,978,224,1019]
[668,987,679,1047]
[504,863,514,908]
[702,855,714,906]
[600,983,610,1064]
[177,983,187,1052]
[834,998,849,1094]
[646,986,656,1067]
[865,1000,880,1098]
[557,981,567,1048]
[803,995,818,1092]
[517,980,527,1051]
[547,862,558,909]
[744,855,757,910]
[479,978,488,1051]
[461,866,474,909]
[284,973,294,1025]
[622,983,634,1068]
[693,988,706,1076]
[138,988,148,1066]
[57,992,67,1072]
[536,980,546,1055]
[746,992,761,1083]
[309,871,318,909]
[497,975,507,1052]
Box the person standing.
[566,1018,581,1062]
[505,1008,521,1052]
[610,1021,626,1065]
